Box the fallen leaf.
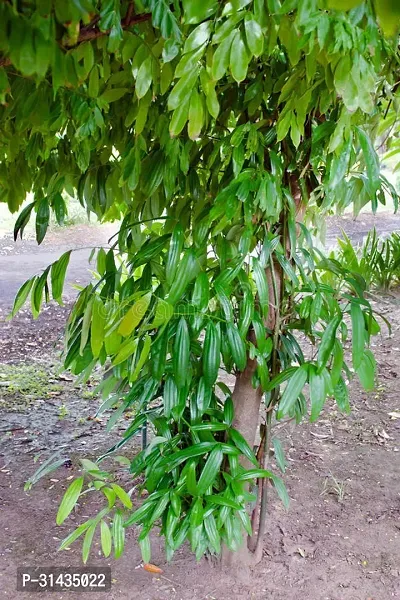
[388,411,400,420]
[310,432,330,439]
[143,563,163,574]
[58,374,74,381]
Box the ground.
[0,219,399,600]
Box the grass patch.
[0,362,63,410]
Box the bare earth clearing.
[0,218,399,600]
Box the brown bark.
[231,359,263,464]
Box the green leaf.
[309,366,326,422]
[203,321,221,386]
[223,396,234,425]
[357,127,380,194]
[191,422,229,432]
[192,272,210,311]
[100,88,128,103]
[188,89,204,140]
[351,303,366,370]
[150,299,174,328]
[166,223,184,285]
[118,292,152,336]
[333,376,350,413]
[357,349,376,391]
[112,339,138,366]
[35,197,50,244]
[11,277,35,317]
[204,513,221,554]
[51,251,71,304]
[136,56,153,99]
[252,258,269,318]
[100,520,112,557]
[91,296,106,358]
[182,0,217,23]
[14,202,35,241]
[88,65,99,97]
[174,317,190,388]
[102,487,116,508]
[194,377,212,415]
[212,31,235,81]
[207,495,242,510]
[168,249,200,305]
[272,438,286,473]
[230,32,250,83]
[169,98,190,137]
[82,522,96,564]
[317,315,341,370]
[80,458,100,473]
[197,446,223,495]
[113,510,125,559]
[278,364,309,416]
[184,21,213,53]
[266,367,298,392]
[190,498,204,532]
[164,376,179,418]
[32,268,50,317]
[159,442,216,470]
[229,428,258,467]
[59,521,92,551]
[130,334,151,382]
[204,83,219,119]
[80,300,93,354]
[235,468,274,481]
[226,323,247,371]
[330,339,344,387]
[111,484,132,509]
[244,15,264,57]
[124,498,157,527]
[238,509,253,536]
[375,0,400,36]
[185,460,198,496]
[56,477,84,525]
[270,473,290,509]
[168,70,198,110]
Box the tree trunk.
[221,174,304,567]
[220,358,262,566]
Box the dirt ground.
[0,219,400,600]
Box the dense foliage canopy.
[3,0,400,565]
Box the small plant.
[321,474,346,503]
[81,390,96,400]
[336,229,400,291]
[58,403,69,419]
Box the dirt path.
[0,220,400,600]
[325,211,400,246]
[0,224,117,308]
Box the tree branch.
[74,10,151,44]
[0,10,152,68]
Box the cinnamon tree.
[2,0,400,565]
